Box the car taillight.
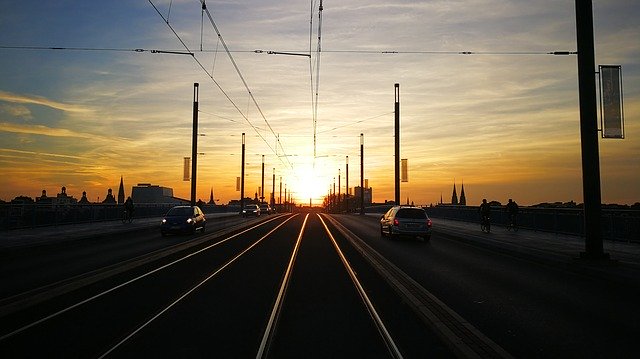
[393,218,399,226]
[427,219,432,228]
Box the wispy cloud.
[0,91,94,114]
[0,121,126,143]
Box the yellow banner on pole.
[183,157,190,181]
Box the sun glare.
[290,163,331,206]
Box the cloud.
[0,104,33,119]
[0,121,127,144]
[0,91,93,114]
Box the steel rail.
[256,213,309,358]
[98,214,298,358]
[318,214,404,359]
[0,215,291,342]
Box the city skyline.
[1,1,639,206]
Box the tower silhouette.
[451,180,458,205]
[459,180,466,206]
[117,176,125,204]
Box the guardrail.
[423,205,639,242]
[0,203,236,230]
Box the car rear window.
[167,207,192,216]
[396,208,427,219]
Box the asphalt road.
[334,214,640,358]
[0,213,450,358]
[1,212,639,358]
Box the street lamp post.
[575,0,607,259]
[360,133,364,215]
[240,133,245,213]
[345,156,349,213]
[394,83,400,205]
[190,83,199,207]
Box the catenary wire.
[198,0,293,170]
[146,0,293,170]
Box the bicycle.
[480,215,491,233]
[122,209,133,223]
[506,214,518,232]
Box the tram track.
[258,213,405,358]
[0,214,299,357]
[1,212,479,357]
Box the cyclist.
[506,198,519,231]
[124,196,135,223]
[479,199,491,233]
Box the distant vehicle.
[259,202,272,215]
[242,204,261,217]
[380,206,432,241]
[160,205,206,236]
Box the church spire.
[451,180,458,205]
[459,180,466,206]
[117,176,125,204]
[208,187,216,205]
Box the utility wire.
[199,0,292,170]
[147,0,292,170]
[312,1,323,160]
[0,46,576,56]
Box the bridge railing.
[0,203,235,231]
[423,205,639,242]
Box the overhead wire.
[146,0,293,170]
[313,1,323,160]
[198,0,293,170]
[0,46,575,57]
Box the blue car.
[161,205,206,236]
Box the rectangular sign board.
[183,157,190,181]
[599,65,624,139]
[401,159,408,182]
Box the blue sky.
[1,0,639,205]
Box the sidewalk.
[433,218,640,265]
[0,213,239,250]
[432,217,640,286]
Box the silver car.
[380,206,432,241]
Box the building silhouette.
[459,181,467,206]
[79,191,91,204]
[102,188,117,204]
[117,176,125,204]
[208,187,216,205]
[451,181,458,205]
[132,183,187,204]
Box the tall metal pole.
[261,155,265,203]
[338,168,341,212]
[272,168,276,208]
[240,133,246,213]
[394,83,400,205]
[190,83,199,207]
[345,156,349,213]
[360,133,364,215]
[279,176,282,205]
[333,177,336,213]
[575,0,606,259]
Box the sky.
[1,0,639,206]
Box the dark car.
[161,205,206,236]
[380,206,432,241]
[259,202,272,215]
[242,204,261,217]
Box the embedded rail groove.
[0,215,294,344]
[322,214,513,359]
[258,213,403,358]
